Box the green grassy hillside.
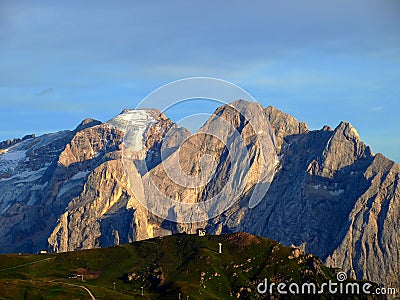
[0,233,385,299]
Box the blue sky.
[0,0,399,162]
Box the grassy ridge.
[0,233,383,299]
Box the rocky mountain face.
[0,101,398,289]
[211,107,400,288]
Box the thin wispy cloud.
[35,88,53,97]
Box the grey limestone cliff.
[0,101,398,289]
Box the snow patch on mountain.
[70,171,90,180]
[27,194,38,206]
[30,182,48,191]
[0,168,47,183]
[0,150,26,161]
[329,189,344,196]
[106,109,156,151]
[56,172,90,199]
[33,131,70,148]
[1,204,11,214]
[0,149,28,174]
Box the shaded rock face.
[0,101,399,289]
[216,114,399,288]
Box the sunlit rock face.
[0,101,399,289]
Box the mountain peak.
[334,121,360,142]
[229,99,263,110]
[264,105,308,152]
[106,109,156,133]
[74,118,102,132]
[119,108,164,118]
